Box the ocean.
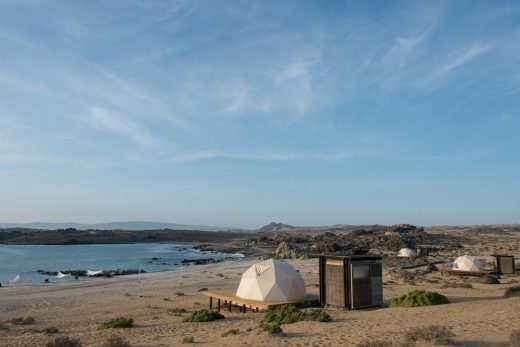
[0,243,243,285]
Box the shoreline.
[0,243,247,288]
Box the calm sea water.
[0,243,243,285]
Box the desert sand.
[1,252,520,347]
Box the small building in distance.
[491,254,516,274]
[318,255,383,310]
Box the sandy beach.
[1,254,519,347]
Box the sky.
[0,0,519,229]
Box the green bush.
[99,317,134,329]
[296,300,318,309]
[260,322,283,335]
[46,336,82,347]
[304,309,331,322]
[263,305,331,325]
[263,305,302,325]
[390,290,449,308]
[404,325,454,346]
[221,328,239,337]
[182,309,224,322]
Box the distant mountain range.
[0,221,237,232]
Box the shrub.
[390,290,449,308]
[263,305,302,325]
[182,336,194,343]
[198,288,208,292]
[356,340,393,347]
[260,322,283,335]
[0,323,9,331]
[182,309,224,322]
[99,317,134,329]
[246,327,253,332]
[46,336,82,347]
[263,305,331,325]
[296,300,318,309]
[221,328,239,337]
[404,325,454,346]
[11,316,35,325]
[504,286,520,298]
[175,292,185,296]
[167,307,187,316]
[304,309,331,322]
[509,329,520,347]
[102,336,131,347]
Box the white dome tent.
[236,259,307,302]
[397,248,416,257]
[453,255,483,272]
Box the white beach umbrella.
[236,259,307,302]
[453,255,483,272]
[86,270,103,276]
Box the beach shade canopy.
[9,274,22,283]
[86,270,103,276]
[397,248,416,257]
[236,259,307,302]
[56,271,70,279]
[453,255,483,272]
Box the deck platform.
[200,290,319,313]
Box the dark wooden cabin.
[318,255,383,310]
[491,254,516,274]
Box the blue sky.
[0,0,519,229]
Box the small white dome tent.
[397,248,416,257]
[453,255,483,272]
[236,259,307,302]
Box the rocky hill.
[258,222,297,232]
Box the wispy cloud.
[87,106,157,148]
[165,150,356,162]
[438,43,492,75]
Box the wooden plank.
[324,262,345,307]
[200,291,319,311]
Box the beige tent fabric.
[398,248,415,257]
[236,259,307,302]
[453,255,483,271]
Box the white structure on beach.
[453,255,483,272]
[8,274,22,284]
[397,248,416,257]
[236,259,307,302]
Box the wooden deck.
[438,267,493,277]
[200,290,319,313]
